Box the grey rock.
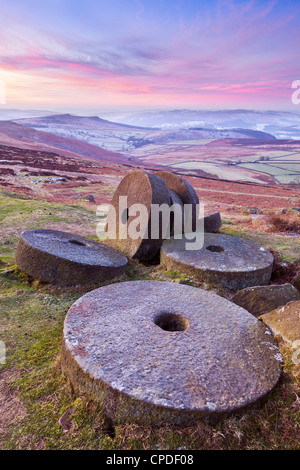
[203,211,222,233]
[244,207,263,215]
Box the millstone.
[61,281,282,426]
[15,229,128,286]
[106,170,170,260]
[168,190,184,236]
[161,233,274,290]
[154,171,199,231]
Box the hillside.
[0,120,126,165]
[10,113,300,185]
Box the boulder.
[161,233,274,290]
[231,284,300,317]
[244,207,263,215]
[294,274,300,293]
[259,300,300,347]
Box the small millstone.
[61,280,282,426]
[15,229,128,286]
[161,233,274,290]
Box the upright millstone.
[106,170,170,260]
[203,211,222,233]
[161,233,274,290]
[61,280,282,426]
[154,171,222,233]
[15,229,128,286]
[154,171,199,231]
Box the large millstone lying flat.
[61,280,282,426]
[15,229,128,286]
[161,233,274,290]
[106,170,170,260]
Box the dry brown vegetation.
[267,214,300,234]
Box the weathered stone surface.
[166,193,221,235]
[106,170,170,260]
[168,190,184,236]
[231,284,300,317]
[161,233,274,290]
[244,207,263,215]
[15,229,128,286]
[294,274,300,293]
[259,300,300,346]
[61,280,282,426]
[203,211,222,233]
[154,171,199,231]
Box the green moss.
[165,270,179,279]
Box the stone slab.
[61,280,282,426]
[231,284,300,317]
[106,170,170,260]
[15,229,128,286]
[259,300,300,347]
[161,233,274,290]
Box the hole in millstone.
[121,208,129,225]
[68,239,86,247]
[206,245,224,253]
[154,312,189,332]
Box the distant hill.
[15,113,153,131]
[0,120,126,164]
[104,108,300,140]
[181,127,275,140]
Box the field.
[129,139,300,185]
[3,113,300,186]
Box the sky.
[0,0,299,112]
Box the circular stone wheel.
[106,170,170,260]
[61,280,282,426]
[161,233,274,290]
[168,190,184,236]
[154,171,199,231]
[15,229,128,286]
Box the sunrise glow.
[0,0,299,111]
